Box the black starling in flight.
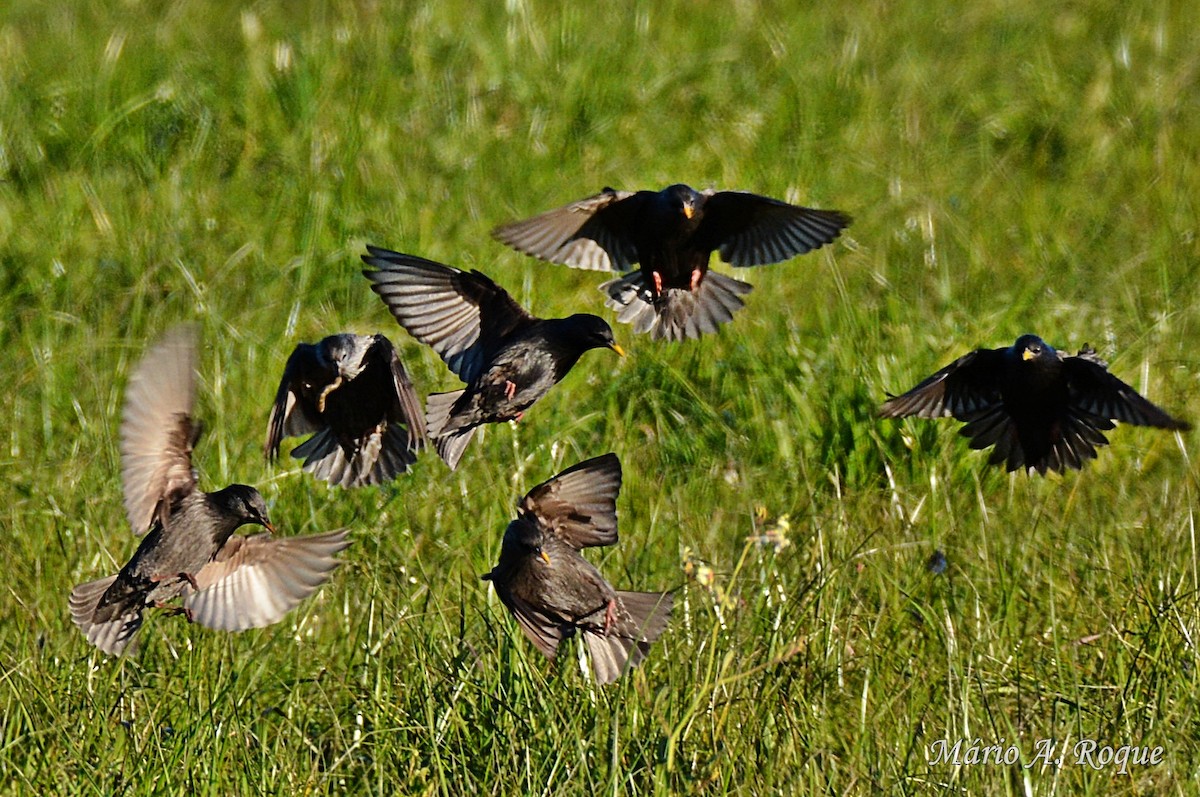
[361,246,624,470]
[880,334,1190,475]
[482,453,672,685]
[265,333,427,487]
[69,327,351,656]
[492,184,851,341]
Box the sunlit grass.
[2,0,1200,794]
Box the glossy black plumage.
[482,454,672,684]
[265,333,426,487]
[70,327,350,656]
[361,246,624,470]
[492,184,851,341]
[880,334,1190,474]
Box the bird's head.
[664,184,702,222]
[502,520,552,566]
[1015,334,1056,365]
[563,314,625,357]
[319,334,368,374]
[215,484,275,533]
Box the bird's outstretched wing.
[880,348,1007,420]
[363,247,535,385]
[182,529,351,631]
[491,189,642,272]
[371,333,429,447]
[264,342,325,460]
[1064,353,1191,429]
[695,190,851,267]
[519,453,622,549]
[121,325,200,536]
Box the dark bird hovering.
[879,334,1190,475]
[482,453,672,684]
[361,246,624,470]
[492,184,851,341]
[265,333,427,487]
[69,327,351,656]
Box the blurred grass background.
[2,0,1200,793]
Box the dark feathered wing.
[182,529,350,631]
[121,326,200,536]
[519,453,622,549]
[375,334,429,447]
[879,348,1008,419]
[496,588,567,659]
[362,247,535,385]
[264,343,324,461]
[1063,354,1191,429]
[694,191,851,267]
[491,189,641,272]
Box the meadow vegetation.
[2,0,1199,793]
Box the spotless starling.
[265,333,427,487]
[69,327,350,656]
[482,454,672,684]
[362,246,624,470]
[880,334,1190,475]
[492,184,851,341]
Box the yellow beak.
[682,202,695,220]
[1022,349,1036,361]
[539,550,552,566]
[610,343,626,357]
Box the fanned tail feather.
[600,272,751,342]
[293,425,418,488]
[426,390,476,470]
[582,591,673,685]
[69,575,143,657]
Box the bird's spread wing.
[694,190,851,267]
[182,529,350,631]
[264,343,324,459]
[371,334,429,447]
[491,189,642,272]
[362,247,535,385]
[500,589,566,659]
[519,453,621,549]
[1064,354,1191,429]
[121,326,200,536]
[880,348,1007,419]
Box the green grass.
[3,0,1200,793]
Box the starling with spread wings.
[265,333,426,487]
[482,454,672,684]
[880,334,1190,475]
[492,184,851,341]
[69,327,350,656]
[362,246,624,470]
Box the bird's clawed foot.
[603,598,617,634]
[504,380,517,400]
[651,271,663,296]
[156,603,196,622]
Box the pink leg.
[652,271,663,295]
[690,268,702,291]
[504,380,517,400]
[603,598,617,633]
